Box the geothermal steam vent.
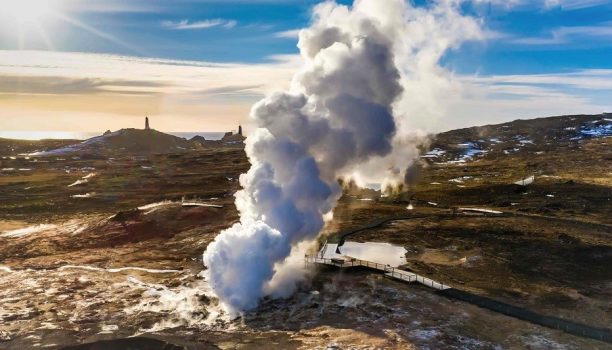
[203,0,482,315]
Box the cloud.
[510,23,612,45]
[162,19,237,30]
[464,69,612,91]
[0,50,299,132]
[274,29,301,39]
[199,84,263,96]
[424,69,612,131]
[0,75,169,96]
[0,50,298,96]
[470,0,610,10]
[544,0,610,9]
[0,50,609,134]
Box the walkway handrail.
[305,255,450,290]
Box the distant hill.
[423,113,611,165]
[30,128,201,156]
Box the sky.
[0,0,611,137]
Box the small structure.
[145,117,151,131]
[221,126,247,143]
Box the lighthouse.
[145,117,150,131]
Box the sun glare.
[3,0,55,22]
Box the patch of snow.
[459,207,503,214]
[30,132,119,156]
[427,202,438,206]
[181,202,223,208]
[71,192,96,198]
[55,220,89,236]
[68,179,88,187]
[420,148,446,158]
[460,142,488,159]
[37,322,61,330]
[580,124,612,138]
[439,159,467,165]
[568,122,612,141]
[1,224,57,238]
[138,200,175,211]
[99,325,119,334]
[514,175,535,186]
[0,266,14,273]
[449,176,471,183]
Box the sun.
[0,0,67,50]
[3,0,55,23]
[1,0,138,53]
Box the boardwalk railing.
[305,255,450,290]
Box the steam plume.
[203,0,482,315]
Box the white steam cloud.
[203,0,483,315]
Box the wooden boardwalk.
[306,248,612,344]
[305,254,612,344]
[305,254,450,291]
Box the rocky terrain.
[0,138,82,157]
[0,114,610,349]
